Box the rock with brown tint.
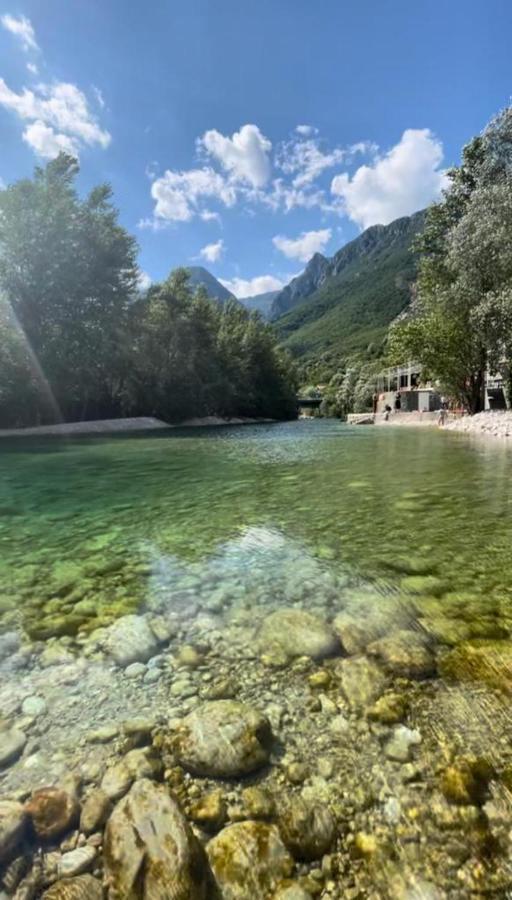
[25,787,79,842]
[278,797,336,861]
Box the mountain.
[185,267,236,303]
[272,210,425,361]
[270,254,330,319]
[240,290,279,318]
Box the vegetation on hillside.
[390,107,512,412]
[0,155,297,428]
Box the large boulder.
[207,821,294,899]
[103,614,159,666]
[104,779,212,899]
[259,610,339,661]
[174,700,272,777]
[0,800,26,864]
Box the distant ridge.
[272,210,426,360]
[185,266,236,303]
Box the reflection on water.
[1,420,512,896]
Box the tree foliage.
[0,157,297,427]
[390,108,512,412]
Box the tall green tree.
[0,154,138,424]
[390,108,512,412]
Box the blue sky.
[0,0,510,297]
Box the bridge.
[297,396,322,409]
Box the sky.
[0,0,511,298]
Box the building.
[375,362,442,414]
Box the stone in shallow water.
[439,640,512,694]
[259,609,339,660]
[100,761,133,800]
[0,727,26,768]
[338,656,387,709]
[174,700,272,777]
[103,614,159,666]
[58,846,96,878]
[274,883,313,900]
[0,800,26,864]
[278,797,336,861]
[207,821,294,900]
[79,789,111,834]
[25,787,79,841]
[104,778,212,899]
[385,726,422,763]
[367,629,436,678]
[21,695,47,717]
[42,875,103,899]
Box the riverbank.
[0,415,276,438]
[444,410,512,437]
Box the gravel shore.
[444,410,512,438]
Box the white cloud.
[200,208,221,224]
[1,13,38,51]
[22,120,78,158]
[147,167,236,224]
[26,62,38,75]
[92,86,105,109]
[278,137,345,188]
[0,78,111,158]
[137,270,152,292]
[199,123,272,188]
[331,128,447,229]
[219,274,288,299]
[200,238,224,263]
[295,124,317,137]
[273,228,332,262]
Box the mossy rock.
[24,614,88,640]
[440,756,494,805]
[439,640,512,694]
[401,576,448,597]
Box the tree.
[0,154,138,425]
[390,108,512,412]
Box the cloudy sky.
[0,0,509,297]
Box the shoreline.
[0,415,277,438]
[349,409,512,439]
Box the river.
[1,420,512,896]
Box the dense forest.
[0,155,298,429]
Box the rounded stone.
[278,797,336,861]
[0,800,27,864]
[259,609,339,660]
[0,728,26,768]
[25,787,79,841]
[21,695,47,717]
[174,700,272,777]
[207,821,294,900]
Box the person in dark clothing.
[394,392,401,411]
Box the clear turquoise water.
[1,419,512,643]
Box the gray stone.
[174,700,272,777]
[103,615,159,666]
[58,846,96,878]
[385,726,422,763]
[0,800,26,864]
[259,609,339,660]
[367,629,436,678]
[124,662,147,678]
[207,821,294,900]
[0,728,26,768]
[101,761,133,800]
[80,790,111,834]
[103,778,211,899]
[21,695,47,717]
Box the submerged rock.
[278,797,336,860]
[174,700,272,777]
[103,614,159,666]
[58,846,96,878]
[384,726,422,763]
[440,756,493,805]
[0,727,26,768]
[79,789,111,834]
[439,640,512,694]
[259,609,339,660]
[104,778,212,899]
[0,801,26,864]
[367,629,436,678]
[207,820,294,899]
[25,787,79,841]
[339,656,387,709]
[42,875,103,899]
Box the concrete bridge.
[297,396,322,409]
